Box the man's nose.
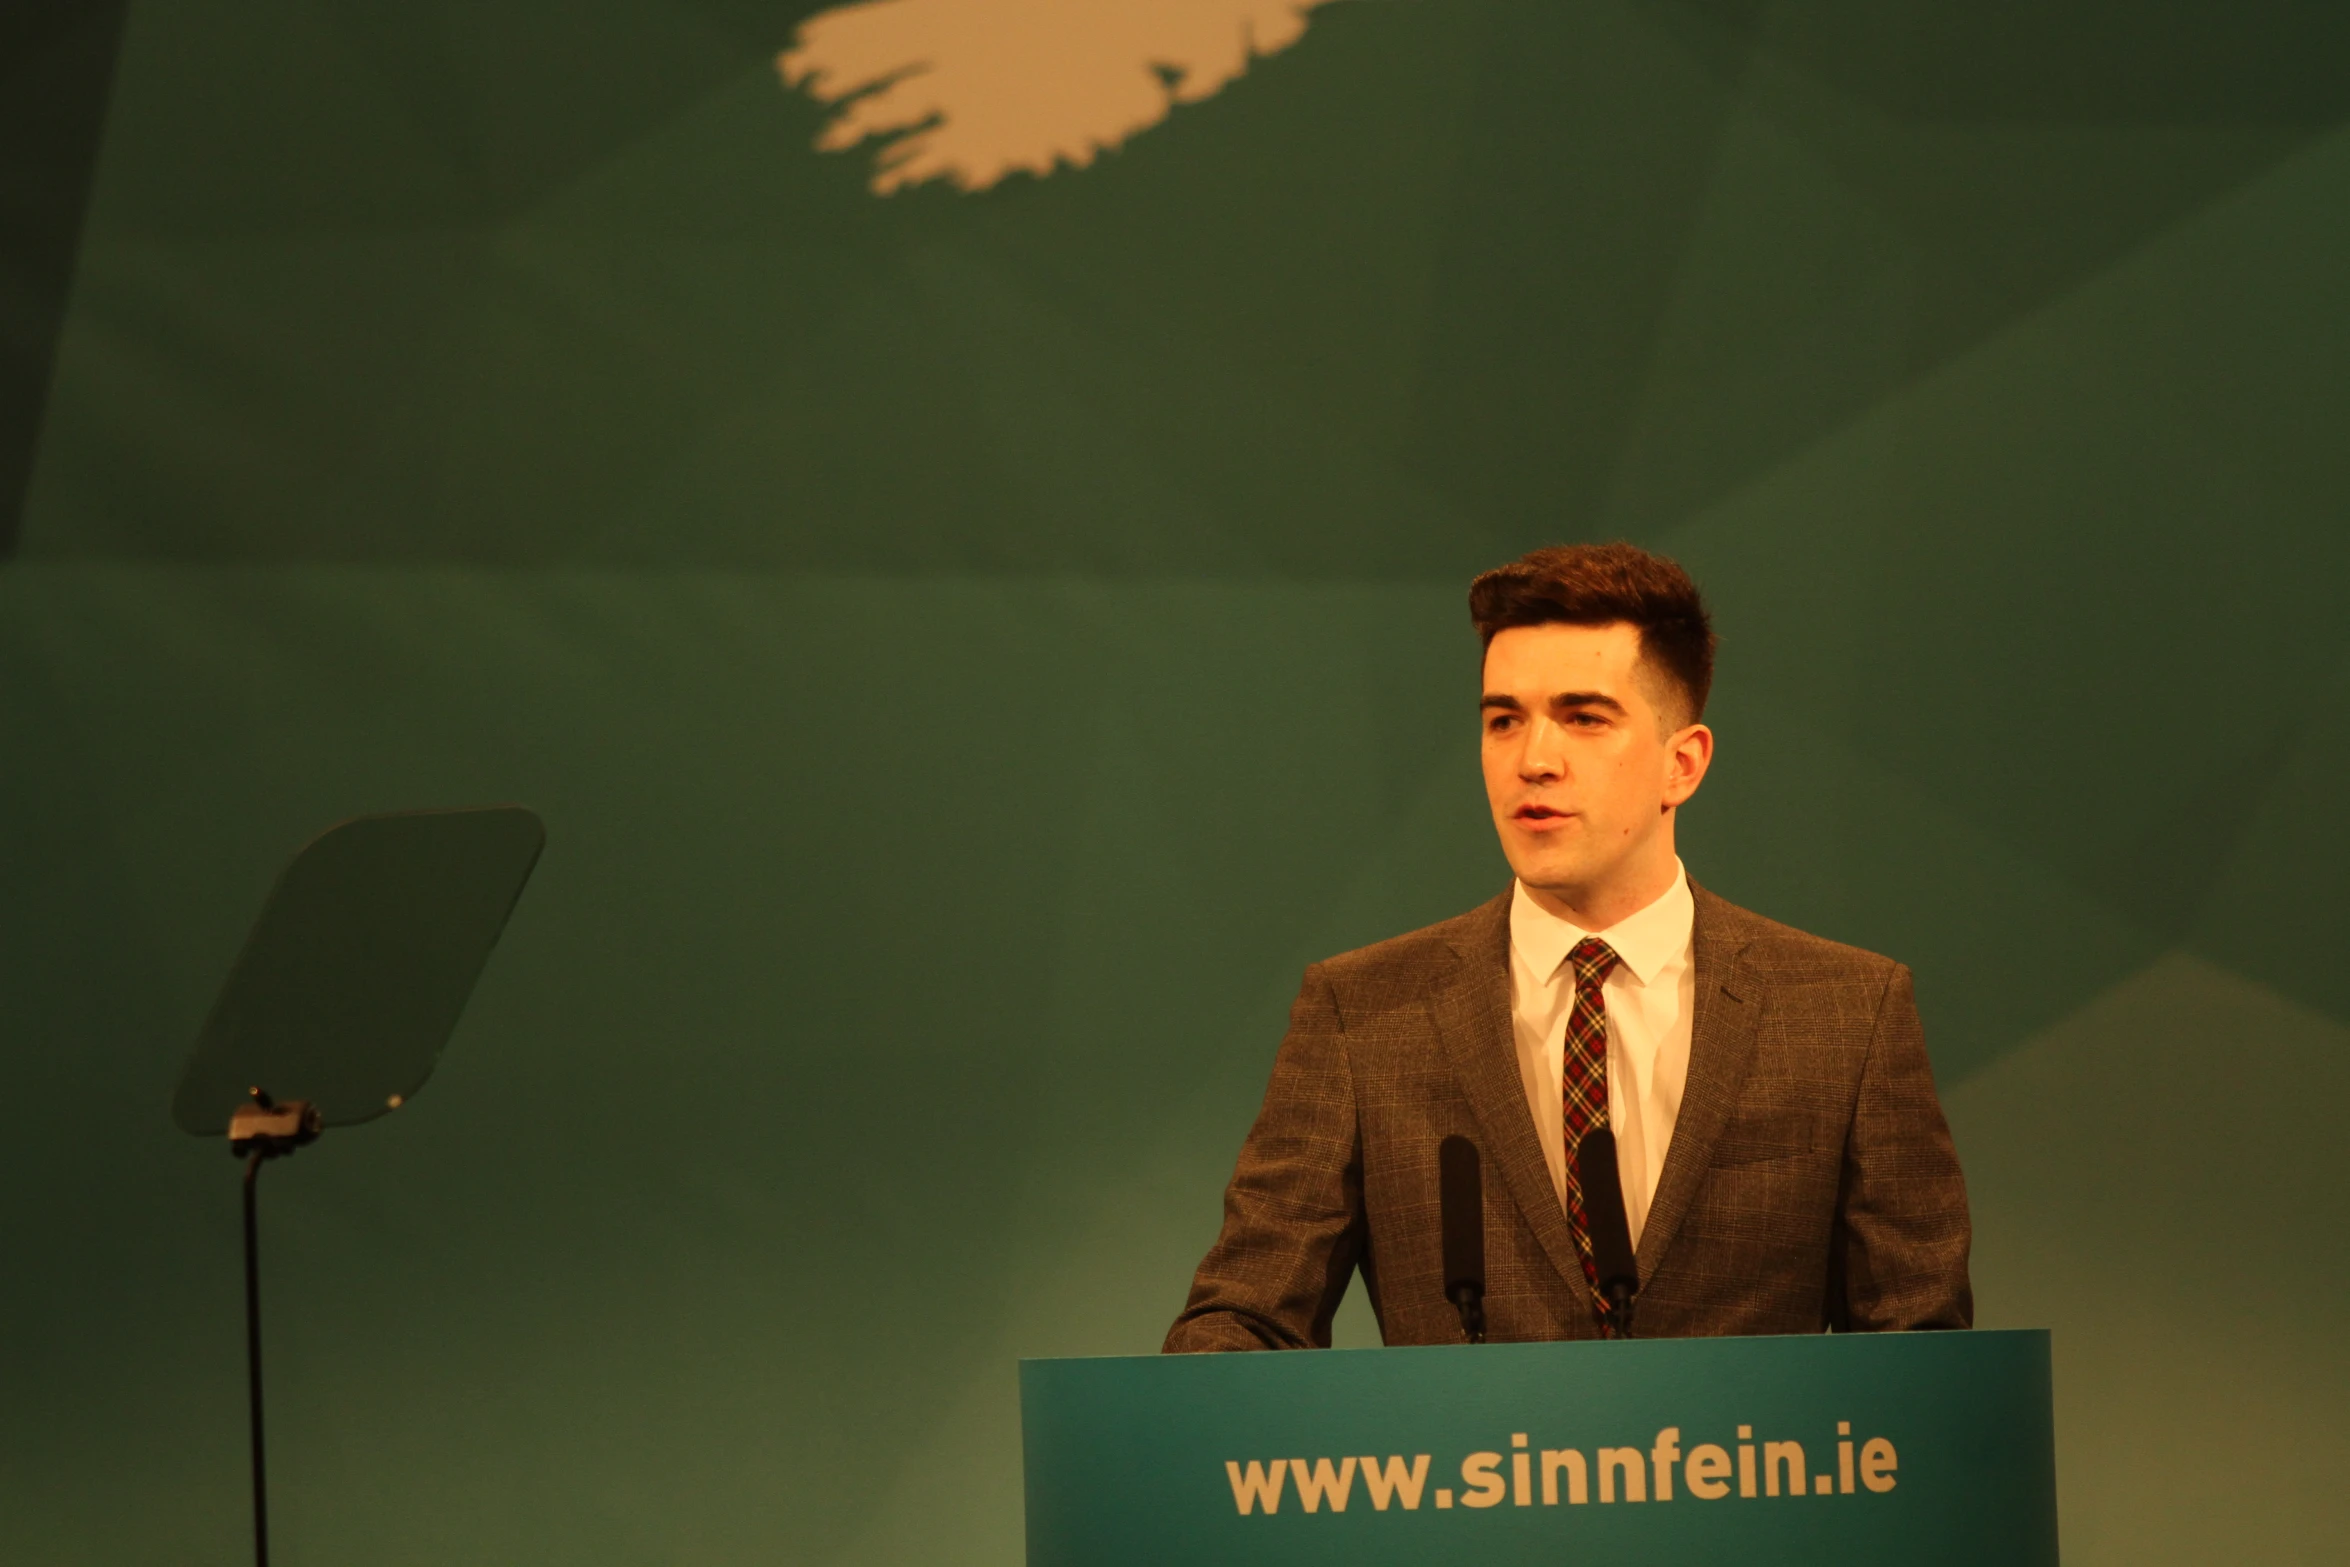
[1519,718,1567,780]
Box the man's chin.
[1503,849,1597,897]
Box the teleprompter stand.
[229,1090,318,1567]
[171,807,546,1567]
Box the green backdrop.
[3,3,2346,1563]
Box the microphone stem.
[1450,1285,1486,1345]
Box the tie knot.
[1568,936,1620,990]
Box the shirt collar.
[1509,861,1694,988]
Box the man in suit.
[1165,543,1970,1350]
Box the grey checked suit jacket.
[1164,883,1972,1350]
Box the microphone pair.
[1440,1130,1639,1342]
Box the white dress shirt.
[1507,862,1696,1249]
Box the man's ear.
[1662,723,1713,809]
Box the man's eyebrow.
[1479,691,1630,715]
[1548,690,1628,714]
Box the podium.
[1021,1330,2056,1566]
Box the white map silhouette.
[778,0,1339,194]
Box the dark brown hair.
[1468,542,1716,725]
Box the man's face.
[1480,621,1711,913]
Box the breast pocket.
[1706,1109,1817,1167]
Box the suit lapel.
[1636,884,1762,1279]
[1434,894,1593,1312]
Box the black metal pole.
[242,1150,270,1567]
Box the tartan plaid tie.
[1561,935,1621,1303]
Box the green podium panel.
[1021,1330,2055,1566]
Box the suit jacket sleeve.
[1162,964,1365,1352]
[1836,962,1974,1330]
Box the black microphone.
[1438,1134,1486,1344]
[1576,1126,1640,1337]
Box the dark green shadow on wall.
[0,0,131,557]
